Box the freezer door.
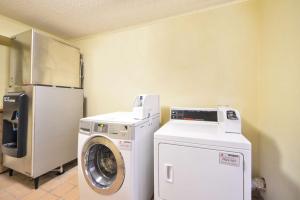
[158,143,244,200]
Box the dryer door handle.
[165,164,174,183]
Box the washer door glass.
[82,136,125,195]
[88,144,117,187]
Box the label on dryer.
[118,140,132,151]
[219,153,240,167]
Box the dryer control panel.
[170,107,242,134]
[171,109,218,122]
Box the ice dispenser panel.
[2,92,28,158]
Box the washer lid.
[154,120,251,150]
[81,112,146,126]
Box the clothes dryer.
[154,107,251,200]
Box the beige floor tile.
[41,169,77,191]
[39,193,59,200]
[67,167,77,175]
[41,178,65,192]
[57,168,77,182]
[0,190,15,200]
[5,182,33,198]
[51,182,75,197]
[21,189,47,200]
[67,174,78,186]
[61,187,79,200]
[0,162,79,200]
[0,174,16,190]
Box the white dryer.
[154,107,251,200]
[78,95,160,200]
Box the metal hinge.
[80,54,84,88]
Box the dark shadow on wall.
[235,120,300,199]
[83,96,87,117]
[242,119,261,177]
[259,133,300,200]
[161,105,170,125]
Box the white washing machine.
[78,95,160,200]
[154,107,251,200]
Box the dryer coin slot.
[227,110,238,120]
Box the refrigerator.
[0,110,6,173]
[2,29,83,188]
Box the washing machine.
[78,95,160,200]
[154,107,251,200]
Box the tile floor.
[0,162,79,200]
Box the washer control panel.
[94,123,108,133]
[93,123,134,140]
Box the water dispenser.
[2,92,28,158]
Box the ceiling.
[0,0,238,39]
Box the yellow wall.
[0,15,30,37]
[74,0,261,174]
[0,14,29,108]
[74,1,300,198]
[1,0,299,199]
[258,0,300,199]
[0,46,9,103]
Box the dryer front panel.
[81,136,125,195]
[158,143,244,200]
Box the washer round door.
[81,136,125,195]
